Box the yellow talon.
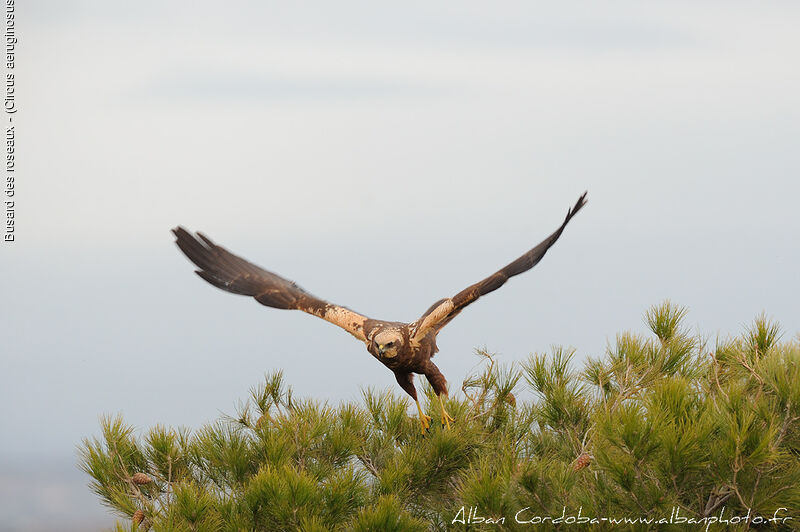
[415,399,432,433]
[438,394,454,429]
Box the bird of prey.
[173,192,587,433]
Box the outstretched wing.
[172,227,369,341]
[410,192,587,343]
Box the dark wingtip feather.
[172,226,190,239]
[196,232,215,248]
[195,269,228,291]
[563,191,588,224]
[172,227,200,253]
[577,190,588,209]
[172,227,233,277]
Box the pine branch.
[78,302,800,530]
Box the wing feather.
[411,192,587,342]
[173,227,369,341]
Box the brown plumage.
[173,192,587,431]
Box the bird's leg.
[415,399,431,433]
[438,394,455,429]
[394,371,430,434]
[423,363,454,429]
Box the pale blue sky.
[3,1,799,529]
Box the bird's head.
[373,329,404,359]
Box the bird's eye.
[386,341,394,347]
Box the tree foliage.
[81,302,800,530]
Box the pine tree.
[80,302,800,530]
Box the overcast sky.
[2,1,799,529]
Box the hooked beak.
[377,343,385,356]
